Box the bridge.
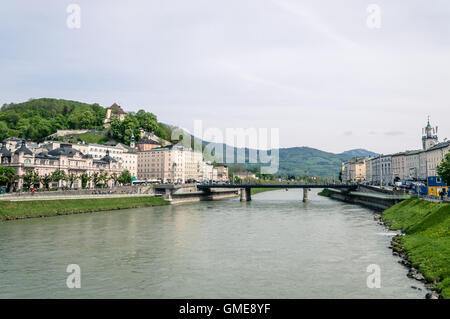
[197,183,358,202]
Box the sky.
[1,0,449,154]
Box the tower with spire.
[130,131,135,149]
[422,116,438,150]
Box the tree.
[136,110,158,133]
[109,115,141,145]
[99,172,108,187]
[437,153,450,185]
[51,169,66,188]
[110,173,119,187]
[67,173,79,188]
[22,169,40,190]
[92,172,101,187]
[40,174,53,190]
[68,106,96,129]
[80,173,91,189]
[0,121,10,141]
[119,170,132,184]
[0,166,17,191]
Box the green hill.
[277,147,353,178]
[189,132,376,178]
[0,98,171,144]
[0,98,106,142]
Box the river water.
[0,189,426,298]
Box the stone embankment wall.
[168,189,239,204]
[327,187,410,211]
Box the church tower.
[422,116,438,150]
[130,131,135,149]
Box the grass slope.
[382,198,450,298]
[0,196,168,221]
[317,189,331,197]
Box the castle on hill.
[102,103,127,128]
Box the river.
[0,189,426,298]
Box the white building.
[405,150,422,181]
[81,143,124,161]
[381,155,393,186]
[202,161,214,181]
[365,157,373,184]
[115,143,138,178]
[426,141,450,177]
[341,158,367,183]
[370,155,392,186]
[391,152,406,181]
[184,149,204,182]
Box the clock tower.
[422,117,438,150]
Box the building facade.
[426,141,450,177]
[391,152,406,181]
[365,158,373,184]
[114,143,138,178]
[0,140,123,190]
[341,158,367,183]
[404,150,421,180]
[214,164,229,182]
[137,145,186,183]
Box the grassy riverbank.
[0,196,169,221]
[382,198,450,298]
[318,189,331,197]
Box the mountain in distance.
[276,147,377,178]
[178,129,378,178]
[339,148,379,158]
[189,132,377,177]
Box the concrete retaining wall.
[328,188,410,211]
[170,189,239,204]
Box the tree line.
[0,166,133,191]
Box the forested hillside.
[0,98,171,143]
[0,98,105,142]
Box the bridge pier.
[302,188,310,203]
[240,188,251,202]
[164,188,173,201]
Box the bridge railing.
[198,182,358,187]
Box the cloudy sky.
[1,0,449,153]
